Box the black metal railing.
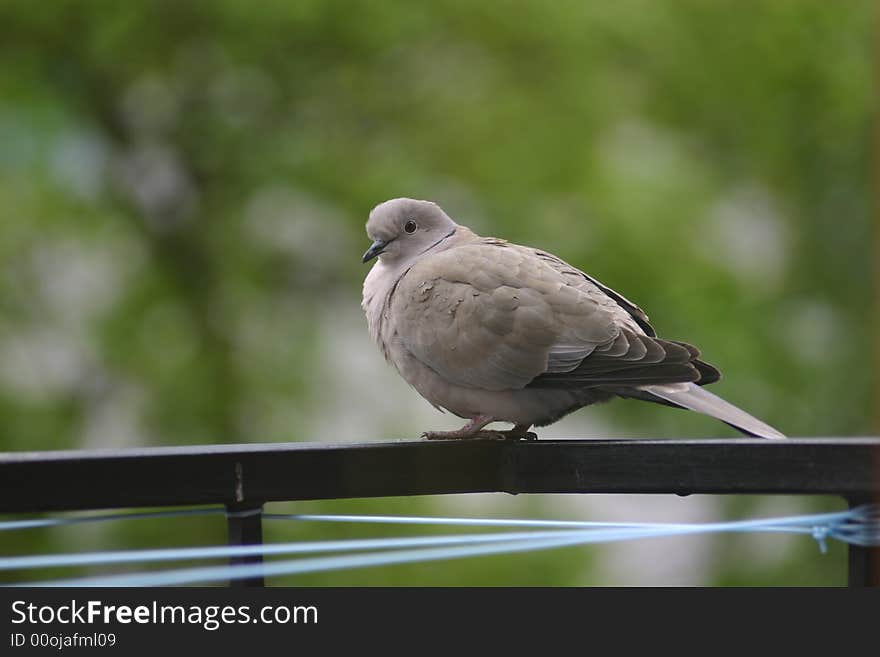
[1,437,878,586]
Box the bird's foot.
[472,430,538,441]
[422,421,537,441]
[422,430,480,440]
[421,415,495,440]
[477,425,538,441]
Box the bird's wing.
[531,249,657,336]
[390,240,710,391]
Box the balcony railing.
[1,437,878,586]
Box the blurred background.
[0,1,875,585]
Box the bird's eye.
[404,220,417,234]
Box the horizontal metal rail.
[0,438,877,511]
[1,438,878,586]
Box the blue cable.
[6,505,876,587]
[0,507,225,531]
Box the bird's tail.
[643,383,786,439]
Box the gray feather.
[644,383,786,439]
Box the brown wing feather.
[528,329,717,389]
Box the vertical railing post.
[226,503,265,587]
[846,497,879,587]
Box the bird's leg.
[422,416,495,440]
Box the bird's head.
[363,198,458,265]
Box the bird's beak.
[362,239,389,263]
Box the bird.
[361,198,785,440]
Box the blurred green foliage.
[0,1,874,585]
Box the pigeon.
[361,198,785,440]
